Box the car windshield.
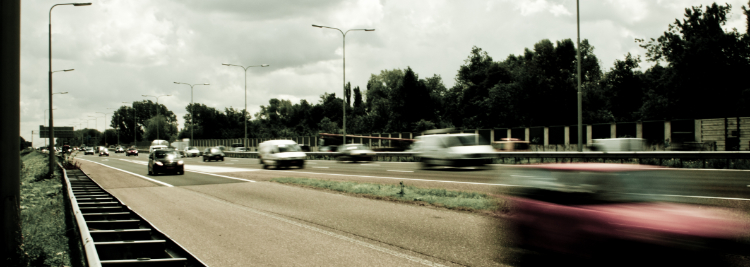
[444,135,485,147]
[278,144,301,153]
[155,150,180,159]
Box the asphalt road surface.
[73,151,750,266]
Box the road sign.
[39,126,75,138]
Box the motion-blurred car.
[183,146,200,157]
[99,148,110,157]
[84,147,94,155]
[589,138,645,152]
[148,149,184,175]
[504,163,750,266]
[259,140,305,169]
[415,133,495,169]
[336,144,375,162]
[234,147,250,152]
[491,138,530,151]
[126,147,138,156]
[202,147,225,162]
[115,146,125,153]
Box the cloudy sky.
[22,0,749,147]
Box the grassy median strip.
[271,177,501,212]
[15,151,81,267]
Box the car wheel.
[179,171,185,175]
[220,158,224,161]
[420,158,432,170]
[148,169,152,175]
[262,163,268,169]
[203,158,207,162]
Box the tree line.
[94,2,750,144]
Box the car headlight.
[177,160,184,165]
[155,162,163,166]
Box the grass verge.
[271,177,508,215]
[16,151,82,267]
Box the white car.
[183,146,201,157]
[259,140,306,169]
[415,134,495,169]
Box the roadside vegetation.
[15,150,83,267]
[271,177,507,215]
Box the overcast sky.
[22,0,749,147]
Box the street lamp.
[222,63,269,145]
[576,0,583,152]
[43,108,57,146]
[174,82,209,147]
[88,116,98,145]
[108,107,119,145]
[49,2,91,177]
[312,24,374,144]
[142,94,171,140]
[97,111,109,146]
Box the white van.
[258,140,306,169]
[590,138,645,152]
[415,134,495,168]
[149,139,169,153]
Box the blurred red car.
[504,163,749,266]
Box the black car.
[148,150,184,175]
[202,147,225,162]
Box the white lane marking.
[188,170,256,183]
[118,158,260,173]
[199,194,445,266]
[283,170,517,187]
[225,163,234,164]
[78,158,174,187]
[313,167,329,169]
[387,170,413,173]
[360,164,380,166]
[627,193,750,201]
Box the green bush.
[17,151,75,267]
[272,177,498,211]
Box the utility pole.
[1,0,21,263]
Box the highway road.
[71,151,750,266]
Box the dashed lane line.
[78,158,174,187]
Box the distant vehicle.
[415,133,495,169]
[258,140,305,169]
[148,149,184,175]
[115,146,125,153]
[183,146,200,157]
[149,139,169,153]
[504,163,750,266]
[216,146,226,152]
[126,147,139,156]
[108,145,115,149]
[590,138,645,152]
[491,138,530,152]
[99,148,110,157]
[62,145,71,153]
[202,147,225,162]
[234,147,249,152]
[84,147,94,155]
[336,144,375,163]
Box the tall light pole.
[49,2,91,177]
[174,82,209,147]
[142,94,171,140]
[576,0,583,152]
[108,107,119,145]
[43,108,57,146]
[97,111,109,146]
[88,116,98,145]
[222,63,269,145]
[312,24,374,145]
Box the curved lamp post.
[222,63,268,146]
[174,82,209,147]
[142,94,171,140]
[312,24,374,144]
[49,2,91,176]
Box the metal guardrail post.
[59,162,102,267]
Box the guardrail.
[60,162,102,267]
[222,151,750,168]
